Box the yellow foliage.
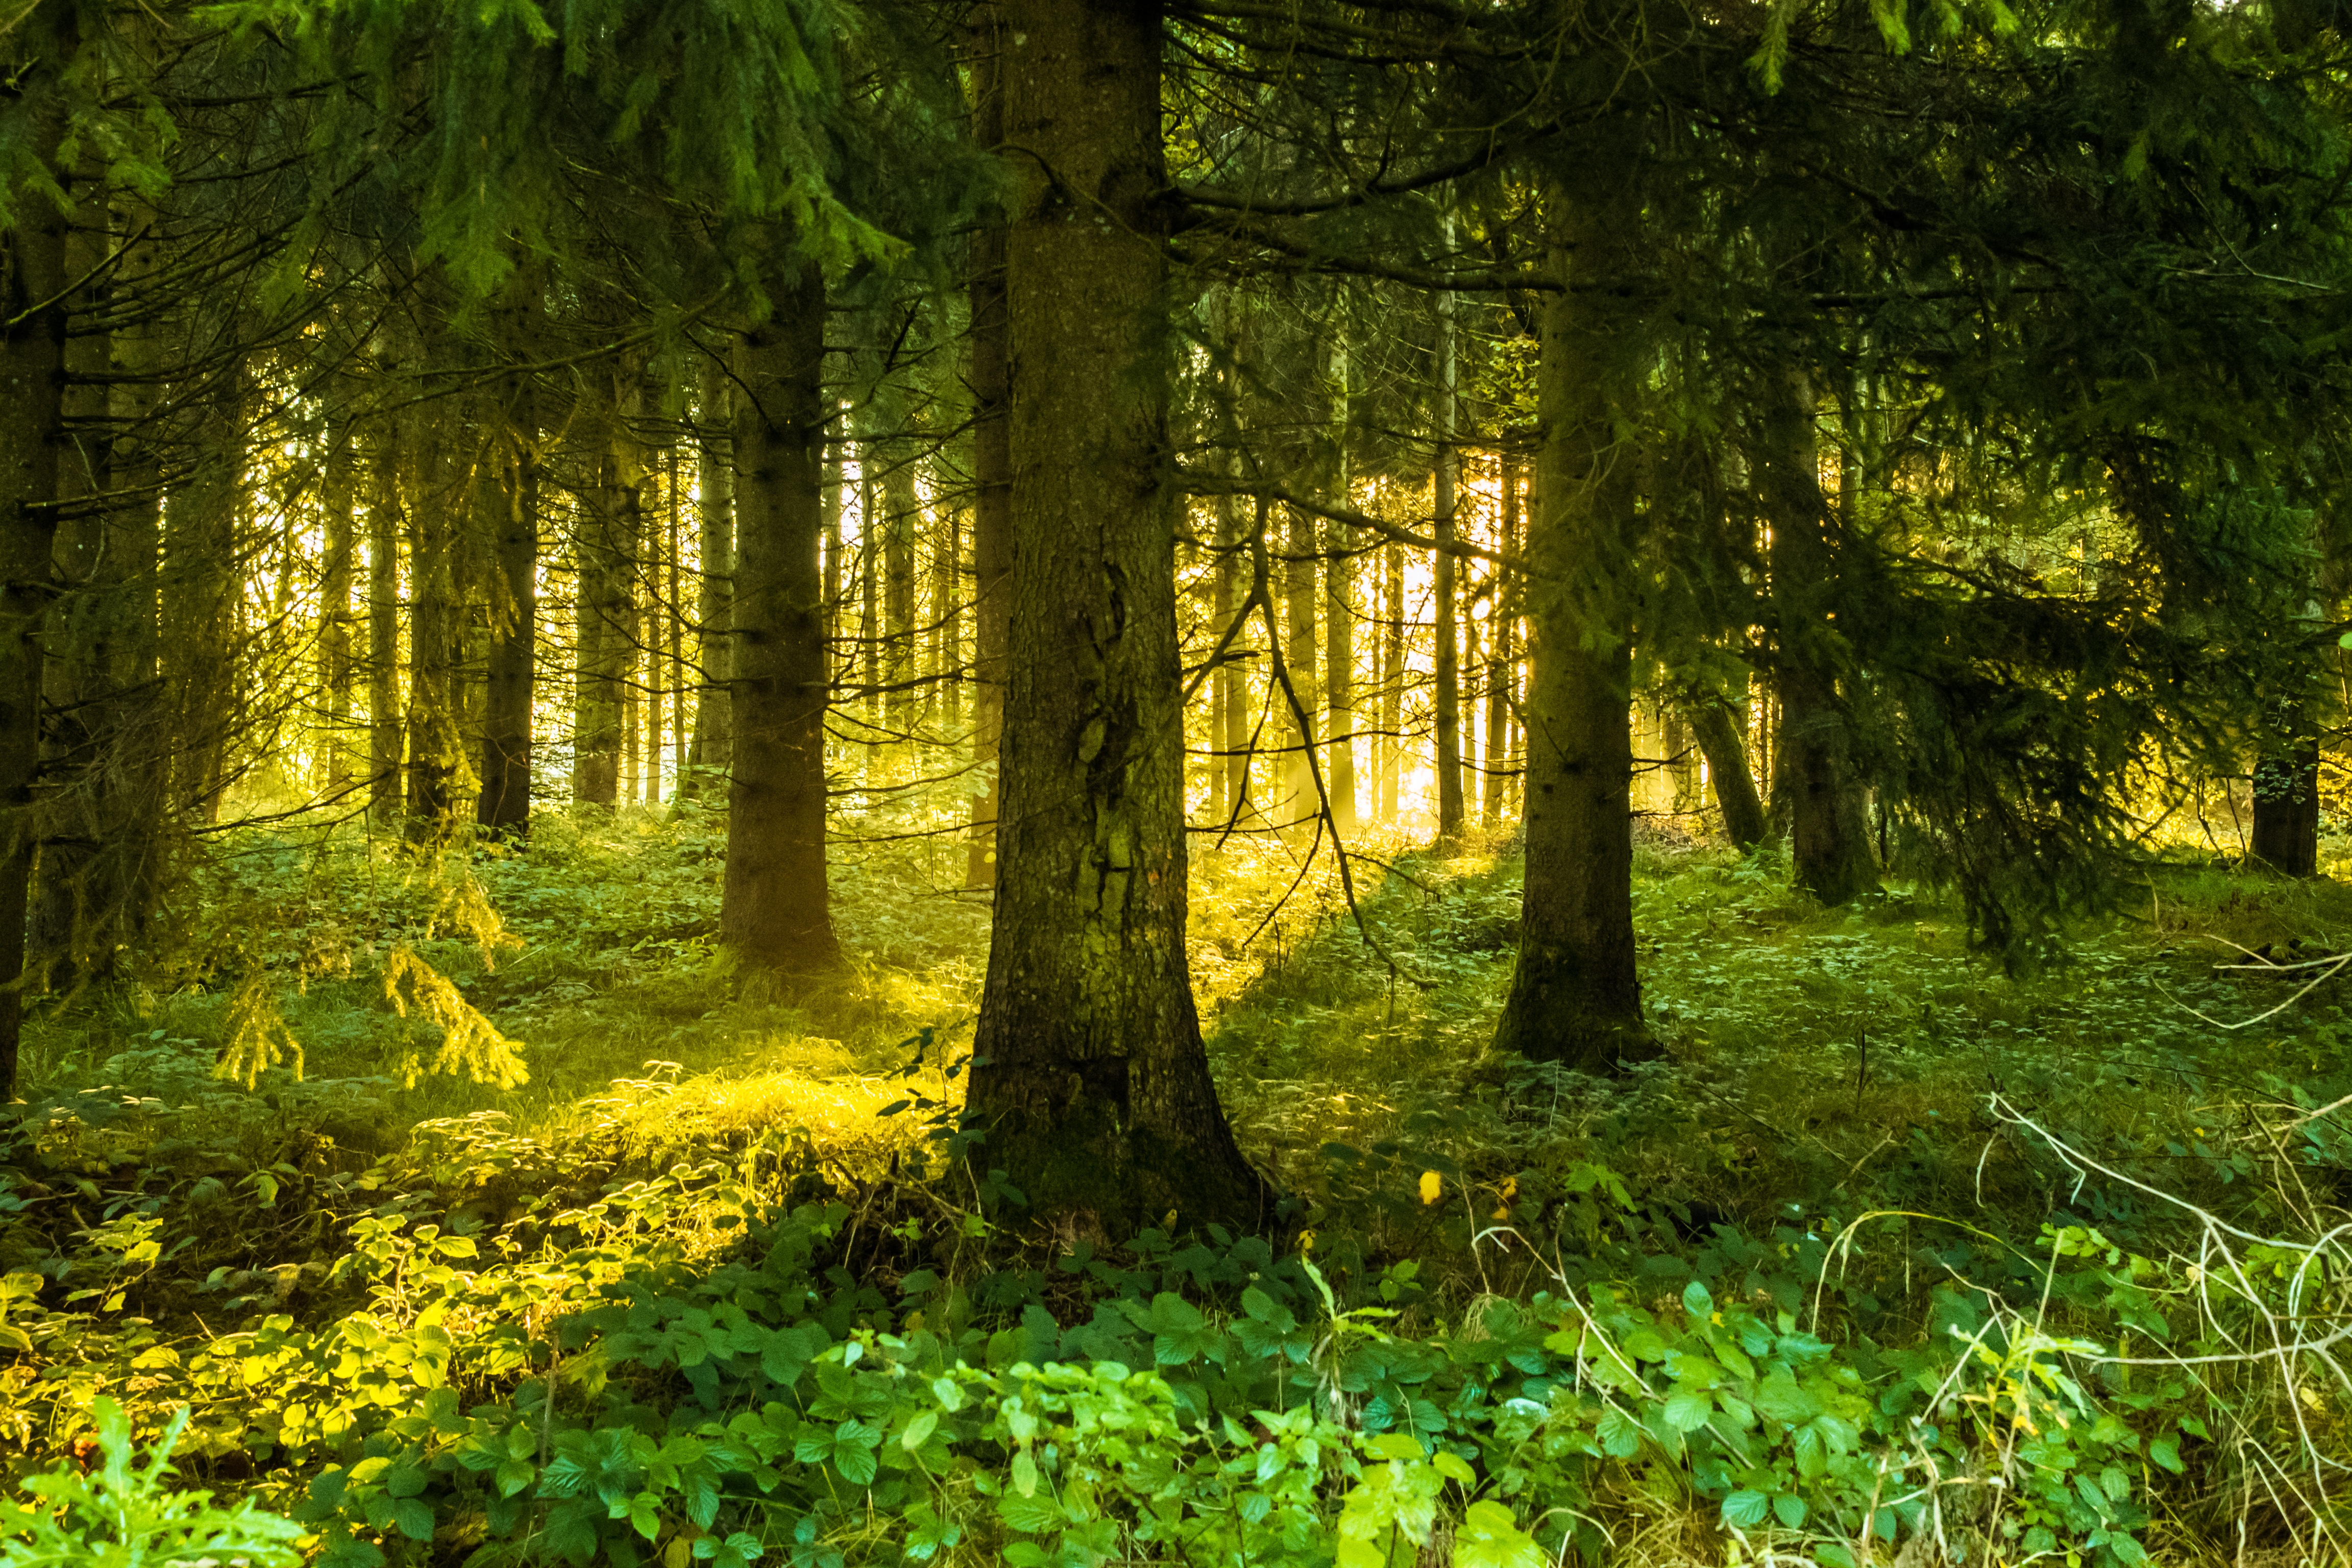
[382,944,528,1090]
[213,971,305,1088]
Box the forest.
[6,0,2352,1562]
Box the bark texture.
[966,21,1011,889]
[1684,689,1767,850]
[1491,181,1654,1073]
[478,399,537,834]
[2252,733,2320,876]
[0,1,75,1097]
[720,260,843,971]
[1763,367,1879,904]
[968,0,1265,1233]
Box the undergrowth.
[7,809,2352,1565]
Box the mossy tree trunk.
[966,29,1011,887]
[720,258,843,971]
[1491,176,1654,1073]
[1683,685,1767,851]
[967,0,1265,1235]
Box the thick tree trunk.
[1684,687,1767,850]
[721,260,843,971]
[368,425,405,826]
[688,368,733,793]
[31,147,120,993]
[478,398,537,834]
[1763,368,1879,904]
[968,0,1265,1233]
[0,0,74,1096]
[1491,184,1654,1073]
[575,401,642,807]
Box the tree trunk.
[321,425,356,796]
[1684,687,1767,850]
[721,259,844,970]
[1211,493,1241,825]
[1380,541,1403,821]
[1763,366,1878,904]
[2252,731,2320,876]
[478,391,538,834]
[1491,181,1654,1072]
[0,0,75,1097]
[368,423,405,825]
[1432,284,1464,842]
[1483,452,1519,825]
[1325,338,1356,838]
[688,367,734,793]
[968,0,1265,1233]
[967,114,1012,883]
[405,420,460,845]
[882,443,918,730]
[1281,502,1317,831]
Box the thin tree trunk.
[1380,540,1403,821]
[1483,452,1518,825]
[2253,722,2321,875]
[1324,339,1356,839]
[669,447,687,788]
[969,0,1264,1232]
[721,258,843,970]
[322,426,356,796]
[688,368,733,793]
[1281,503,1317,831]
[405,418,460,845]
[368,423,405,825]
[1764,366,1879,904]
[859,457,879,730]
[1432,279,1465,842]
[1491,177,1654,1072]
[1684,686,1766,849]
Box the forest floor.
[8,810,2352,1564]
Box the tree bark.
[478,388,538,834]
[368,423,405,826]
[968,0,1265,1234]
[1281,502,1317,831]
[404,419,461,844]
[1684,686,1767,850]
[720,259,843,971]
[1324,335,1355,838]
[966,111,1012,884]
[1380,540,1403,821]
[1763,366,1879,904]
[321,425,356,796]
[2252,730,2320,876]
[1483,452,1519,825]
[688,366,734,793]
[1491,181,1654,1072]
[0,0,75,1097]
[1432,281,1465,842]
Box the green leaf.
[901,1411,938,1452]
[495,1459,535,1498]
[1662,1386,1713,1432]
[1453,1499,1545,1568]
[1773,1492,1806,1528]
[1681,1280,1715,1320]
[1011,1448,1039,1498]
[392,1497,436,1542]
[1721,1491,1769,1529]
[2150,1437,2184,1474]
